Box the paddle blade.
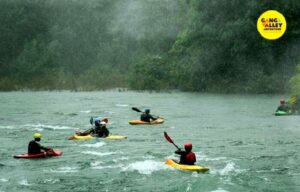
[164,132,174,144]
[132,107,142,113]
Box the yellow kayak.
[106,135,127,140]
[68,134,127,140]
[68,135,93,140]
[165,159,209,172]
[129,118,164,125]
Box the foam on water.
[19,179,31,186]
[48,166,79,173]
[24,123,73,130]
[211,188,230,192]
[90,161,104,166]
[0,125,14,129]
[43,178,60,184]
[198,153,227,162]
[81,151,116,156]
[186,182,192,191]
[122,160,168,175]
[142,155,155,159]
[115,104,129,107]
[80,142,106,148]
[219,162,236,175]
[0,178,8,182]
[112,156,129,162]
[214,161,245,176]
[92,163,124,170]
[79,110,91,113]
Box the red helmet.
[184,143,192,150]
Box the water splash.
[19,179,31,186]
[0,178,8,182]
[90,161,104,167]
[219,162,236,175]
[24,124,73,130]
[80,142,106,148]
[211,188,229,192]
[92,164,124,170]
[0,125,14,129]
[112,157,130,162]
[49,166,79,173]
[122,160,168,175]
[198,153,227,162]
[81,151,116,156]
[215,161,245,176]
[115,104,129,107]
[79,110,91,113]
[43,178,60,184]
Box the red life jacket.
[185,152,196,165]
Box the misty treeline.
[0,0,300,93]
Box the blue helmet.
[95,119,100,125]
[90,117,101,125]
[145,109,150,113]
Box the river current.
[0,91,299,192]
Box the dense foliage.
[0,0,299,93]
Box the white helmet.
[100,121,106,125]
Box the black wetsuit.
[140,113,157,122]
[93,124,109,137]
[28,140,49,154]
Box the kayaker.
[140,109,157,122]
[93,120,109,137]
[175,143,196,165]
[76,118,109,137]
[28,133,50,154]
[276,99,291,112]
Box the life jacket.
[185,152,196,165]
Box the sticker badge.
[257,10,287,40]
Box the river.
[0,91,299,192]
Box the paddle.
[131,107,161,119]
[131,107,142,113]
[164,132,180,150]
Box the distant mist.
[110,0,184,40]
[0,0,299,93]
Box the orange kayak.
[129,118,164,125]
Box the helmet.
[184,143,192,150]
[95,120,100,125]
[94,117,100,121]
[33,133,42,139]
[100,121,106,125]
[280,99,285,104]
[145,109,150,113]
[102,118,108,123]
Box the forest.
[0,0,300,93]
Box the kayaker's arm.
[39,144,50,151]
[175,149,185,155]
[77,128,94,136]
[149,114,158,121]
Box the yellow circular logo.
[257,10,287,40]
